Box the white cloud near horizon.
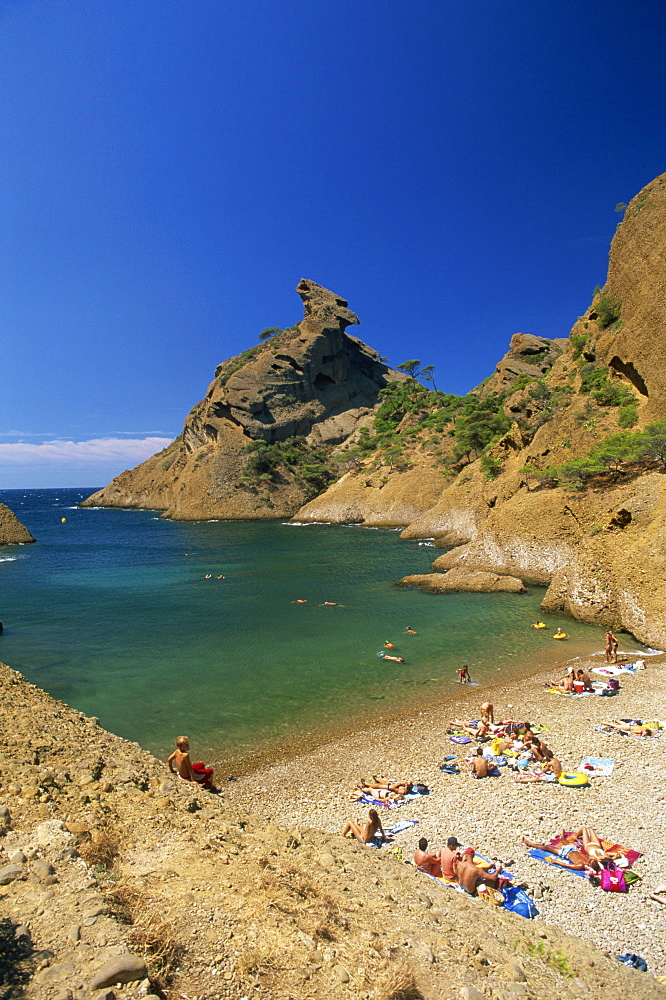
[0,436,173,466]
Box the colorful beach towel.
[551,831,640,867]
[578,757,615,777]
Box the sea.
[0,488,654,769]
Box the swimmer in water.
[405,626,416,634]
[381,653,405,663]
[204,574,212,579]
[384,641,395,648]
[320,602,338,606]
[293,599,307,603]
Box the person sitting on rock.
[167,736,218,791]
[341,808,387,845]
[413,837,441,876]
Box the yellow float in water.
[553,631,567,639]
[531,622,547,629]
[558,772,588,787]
[61,517,67,523]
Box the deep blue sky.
[2,0,665,488]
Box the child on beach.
[167,736,218,791]
[456,664,471,684]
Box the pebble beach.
[224,645,666,976]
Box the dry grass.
[373,960,424,1000]
[236,928,282,979]
[77,820,122,871]
[103,881,183,988]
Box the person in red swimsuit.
[167,736,218,791]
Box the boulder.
[90,954,148,990]
[396,569,526,594]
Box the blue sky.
[1,0,665,489]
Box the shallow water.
[0,488,650,763]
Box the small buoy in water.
[61,517,67,523]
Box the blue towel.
[528,848,586,877]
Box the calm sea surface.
[0,488,650,765]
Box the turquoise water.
[0,488,649,765]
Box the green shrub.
[480,454,503,480]
[595,293,621,329]
[569,333,587,361]
[618,403,638,428]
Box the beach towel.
[528,848,587,876]
[592,666,624,677]
[386,818,419,837]
[578,757,615,778]
[551,831,640,867]
[449,735,472,744]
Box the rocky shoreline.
[2,650,666,1000]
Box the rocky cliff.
[81,280,419,521]
[83,174,666,644]
[296,173,666,646]
[0,503,35,545]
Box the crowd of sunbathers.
[412,835,510,896]
[444,703,564,781]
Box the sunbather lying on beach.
[512,757,562,781]
[348,777,418,800]
[601,721,656,736]
[450,718,491,739]
[568,827,621,862]
[545,674,574,693]
[341,808,387,845]
[521,836,602,872]
[649,884,666,906]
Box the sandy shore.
[224,645,666,975]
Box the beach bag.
[600,860,627,893]
[502,886,538,918]
[607,678,620,691]
[478,885,504,906]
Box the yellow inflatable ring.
[531,623,547,629]
[558,772,588,787]
[553,633,567,639]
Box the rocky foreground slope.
[2,659,665,1000]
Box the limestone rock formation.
[81,280,407,520]
[0,503,35,544]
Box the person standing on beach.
[610,632,618,663]
[605,631,614,663]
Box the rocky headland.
[3,655,666,1000]
[82,174,666,646]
